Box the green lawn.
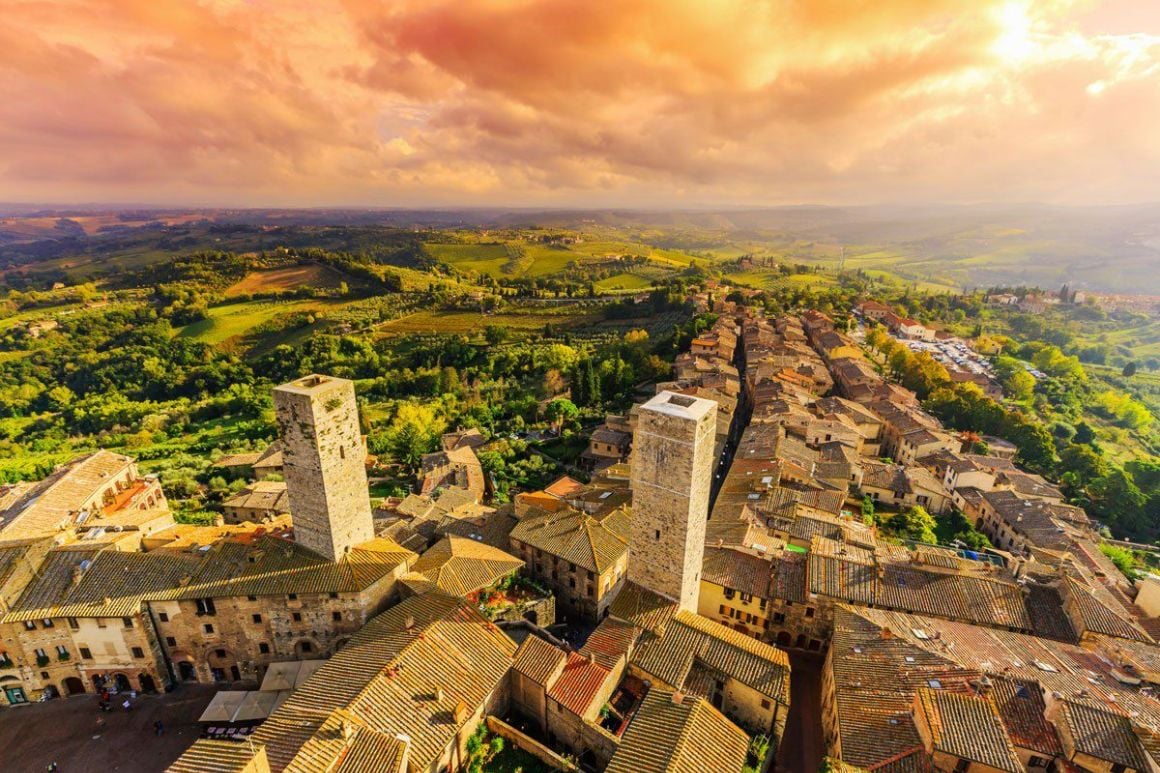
[594,272,653,291]
[176,299,343,345]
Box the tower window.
[655,530,661,540]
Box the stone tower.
[629,390,717,612]
[274,375,374,561]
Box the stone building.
[274,375,374,561]
[221,481,290,524]
[509,505,630,622]
[168,592,517,773]
[148,534,415,686]
[628,391,717,613]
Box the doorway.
[177,661,197,681]
[4,686,27,705]
[139,674,157,693]
[63,677,86,696]
[112,673,131,693]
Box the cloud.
[0,0,1156,206]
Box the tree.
[1002,369,1035,402]
[886,506,938,544]
[376,403,447,473]
[545,398,578,432]
[1123,361,1138,377]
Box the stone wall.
[629,392,717,612]
[274,375,374,561]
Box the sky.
[1,0,1158,208]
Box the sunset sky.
[2,0,1158,208]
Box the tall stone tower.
[629,390,717,612]
[274,375,374,561]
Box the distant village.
[2,290,1160,773]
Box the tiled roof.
[605,689,749,773]
[512,635,568,685]
[247,592,516,772]
[0,450,135,539]
[581,616,639,669]
[632,610,790,704]
[547,651,612,717]
[168,739,268,773]
[989,677,1062,757]
[916,688,1022,772]
[4,547,202,621]
[222,481,289,513]
[169,535,416,600]
[1056,699,1151,771]
[608,581,679,634]
[410,536,523,597]
[702,546,772,598]
[1064,576,1152,642]
[509,505,629,574]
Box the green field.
[594,272,653,291]
[176,299,344,345]
[375,307,597,337]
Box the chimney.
[453,701,469,723]
[671,692,684,705]
[880,626,893,640]
[340,719,356,742]
[435,687,444,702]
[395,734,410,771]
[587,652,596,665]
[404,615,415,630]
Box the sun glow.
[992,1,1035,63]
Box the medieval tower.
[629,390,717,612]
[274,375,374,561]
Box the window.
[1028,757,1049,769]
[195,598,216,616]
[204,624,215,634]
[655,530,661,540]
[35,648,47,658]
[719,604,726,615]
[23,621,35,631]
[568,578,576,590]
[773,612,786,624]
[165,637,176,648]
[740,592,752,603]
[288,594,298,601]
[122,617,134,629]
[79,647,92,660]
[215,649,226,658]
[760,699,771,710]
[953,760,970,773]
[157,613,169,623]
[259,643,270,654]
[247,596,257,602]
[67,617,79,630]
[292,612,303,622]
[806,607,816,618]
[55,645,69,658]
[131,647,145,659]
[332,611,342,622]
[252,614,263,624]
[724,588,735,600]
[42,619,54,628]
[329,592,339,599]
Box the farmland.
[177,298,348,345]
[224,264,350,297]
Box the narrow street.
[776,651,825,773]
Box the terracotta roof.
[246,592,516,772]
[0,450,136,539]
[605,689,749,773]
[222,481,289,514]
[547,651,613,717]
[1056,699,1151,771]
[632,610,790,704]
[581,617,639,669]
[916,688,1022,772]
[512,635,568,685]
[410,536,523,597]
[168,740,268,773]
[609,581,680,634]
[989,677,1062,757]
[509,505,629,574]
[702,546,772,598]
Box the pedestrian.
[122,699,131,712]
[154,720,165,736]
[46,763,58,772]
